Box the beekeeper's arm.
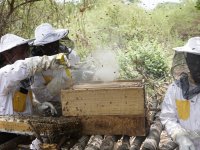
[46,69,72,98]
[0,53,70,93]
[0,54,69,115]
[160,83,195,150]
[31,74,54,102]
[32,69,72,102]
[32,91,57,115]
[35,50,80,100]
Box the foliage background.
[1,0,200,103]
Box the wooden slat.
[0,120,32,135]
[61,87,144,116]
[0,116,80,135]
[80,116,146,136]
[72,81,143,89]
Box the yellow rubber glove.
[56,53,72,78]
[56,53,70,68]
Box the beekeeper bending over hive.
[30,23,94,116]
[0,33,70,116]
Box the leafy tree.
[196,0,200,10]
[0,0,42,36]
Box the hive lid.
[71,80,144,90]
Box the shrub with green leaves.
[196,0,200,10]
[118,38,169,80]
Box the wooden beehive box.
[61,80,146,136]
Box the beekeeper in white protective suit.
[30,23,94,113]
[160,37,200,150]
[0,34,70,150]
[0,33,70,116]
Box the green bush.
[196,0,200,10]
[118,38,169,80]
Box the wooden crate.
[61,80,146,136]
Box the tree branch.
[13,0,42,11]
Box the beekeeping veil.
[171,37,200,100]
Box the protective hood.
[172,37,200,100]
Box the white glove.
[175,134,196,150]
[30,138,41,150]
[36,102,57,116]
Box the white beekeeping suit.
[160,37,200,150]
[30,23,80,103]
[32,51,80,103]
[0,34,69,116]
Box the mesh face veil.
[171,37,200,99]
[171,52,189,80]
[172,52,200,84]
[186,53,200,84]
[171,52,200,100]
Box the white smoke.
[91,49,120,82]
[71,49,120,83]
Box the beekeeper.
[160,37,200,150]
[0,33,70,116]
[30,23,94,107]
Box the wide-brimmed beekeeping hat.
[31,23,69,46]
[0,34,31,53]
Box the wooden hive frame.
[0,115,80,136]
